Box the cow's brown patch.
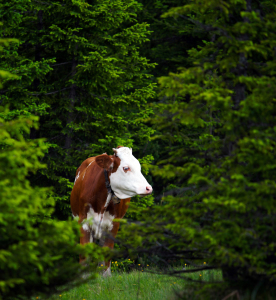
[110,155,121,174]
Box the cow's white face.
[109,147,153,199]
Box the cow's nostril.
[146,186,152,193]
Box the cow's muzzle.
[139,186,153,197]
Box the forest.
[1,0,276,299]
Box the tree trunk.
[64,56,77,149]
[233,0,251,109]
[30,10,43,139]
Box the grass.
[43,266,222,300]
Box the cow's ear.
[95,154,113,169]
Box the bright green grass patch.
[45,268,222,300]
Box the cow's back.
[70,156,107,218]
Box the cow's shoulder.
[77,156,97,174]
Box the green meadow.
[45,267,222,300]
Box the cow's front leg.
[79,217,91,263]
[102,221,120,276]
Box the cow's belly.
[82,207,115,240]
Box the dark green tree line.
[0,38,106,300]
[119,0,276,298]
[0,0,155,219]
[132,0,211,200]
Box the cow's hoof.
[102,266,111,277]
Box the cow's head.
[95,147,153,199]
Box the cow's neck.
[104,169,121,205]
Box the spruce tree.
[0,0,155,218]
[120,0,276,297]
[131,0,211,201]
[0,38,105,300]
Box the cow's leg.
[102,221,120,276]
[79,215,90,263]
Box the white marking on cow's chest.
[82,207,114,240]
[82,160,94,180]
[82,223,89,231]
[101,211,114,232]
[74,171,80,185]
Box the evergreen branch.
[48,134,63,141]
[79,88,112,100]
[155,186,196,202]
[179,15,229,37]
[30,87,71,96]
[90,93,110,100]
[51,62,72,67]
[33,0,65,6]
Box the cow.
[70,146,153,276]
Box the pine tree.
[120,0,276,297]
[0,38,105,300]
[0,0,156,219]
[131,0,211,201]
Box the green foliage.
[119,0,276,294]
[134,0,211,199]
[110,258,133,272]
[137,0,205,78]
[0,35,18,89]
[0,0,156,219]
[0,38,106,299]
[0,108,106,299]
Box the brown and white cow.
[70,146,152,276]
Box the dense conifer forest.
[1,0,276,299]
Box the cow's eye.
[123,167,130,172]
